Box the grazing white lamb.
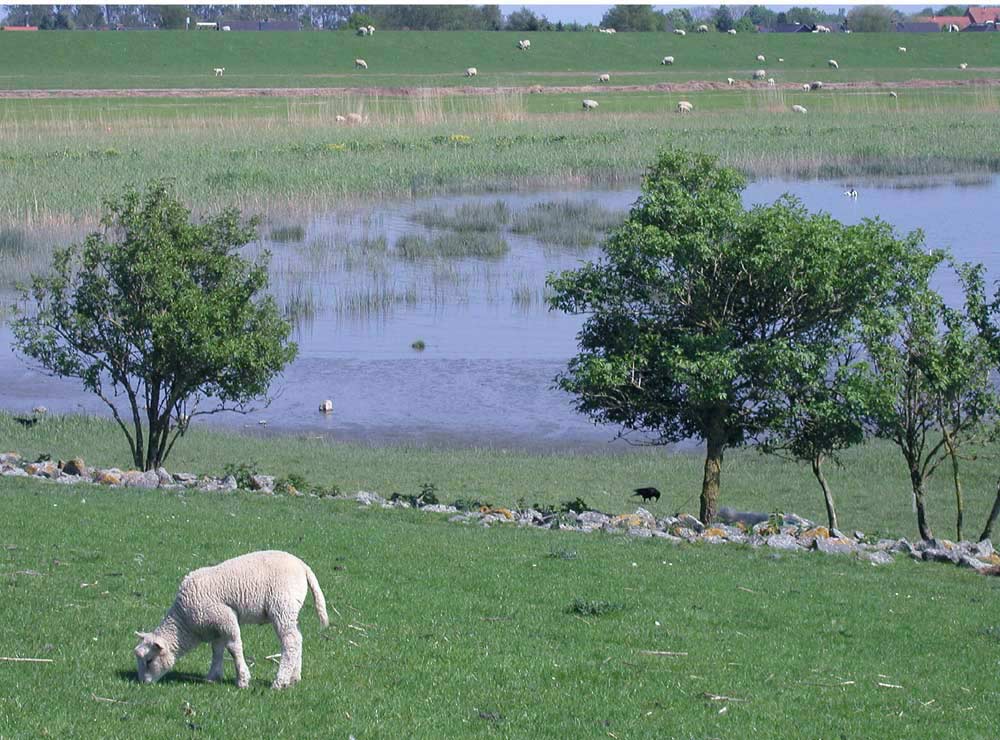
[756,54,766,62]
[673,28,686,36]
[898,46,907,53]
[810,80,823,90]
[727,77,736,86]
[768,78,776,87]
[753,69,766,80]
[465,67,478,77]
[367,25,375,35]
[676,100,693,113]
[889,91,898,98]
[582,98,599,110]
[727,29,737,35]
[696,24,709,33]
[334,115,346,123]
[134,551,328,690]
[802,83,811,91]
[828,59,839,69]
[661,56,675,65]
[791,104,807,114]
[778,57,784,62]
[346,112,364,124]
[959,62,968,70]
[815,24,831,33]
[518,39,531,50]
[354,58,368,70]
[213,67,225,77]
[598,73,610,82]
[356,26,368,36]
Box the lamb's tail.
[304,564,329,628]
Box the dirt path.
[0,78,997,99]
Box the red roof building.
[967,6,1000,24]
[0,25,39,31]
[917,15,972,29]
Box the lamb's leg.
[216,613,251,688]
[206,640,226,683]
[271,619,303,689]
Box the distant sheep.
[802,83,811,91]
[753,69,767,80]
[697,24,709,33]
[354,59,368,69]
[582,99,599,110]
[778,57,784,62]
[898,46,907,53]
[346,112,364,125]
[727,29,737,35]
[791,104,807,114]
[676,100,693,113]
[518,39,531,50]
[810,81,823,90]
[367,25,375,35]
[948,23,960,32]
[599,28,616,34]
[768,78,776,87]
[213,67,225,77]
[727,77,736,86]
[465,67,478,77]
[133,551,328,690]
[334,115,346,123]
[673,28,686,36]
[598,73,610,82]
[756,54,766,62]
[959,62,968,70]
[815,24,831,33]
[661,56,675,65]
[828,59,839,69]
[356,26,368,36]
[889,91,898,98]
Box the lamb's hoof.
[205,674,222,684]
[271,679,291,690]
[236,678,250,689]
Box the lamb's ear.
[152,637,167,652]
[134,630,149,641]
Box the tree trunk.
[979,477,1000,543]
[700,421,726,524]
[942,430,963,541]
[909,464,933,541]
[812,454,838,531]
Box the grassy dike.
[2,414,1000,737]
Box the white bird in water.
[843,188,858,198]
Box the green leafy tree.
[664,8,693,31]
[846,5,897,32]
[743,5,777,29]
[505,6,542,31]
[713,5,735,31]
[156,5,189,29]
[735,15,759,32]
[600,5,667,31]
[13,182,297,471]
[547,150,917,523]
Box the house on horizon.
[915,15,970,30]
[0,25,39,31]
[966,6,1000,24]
[218,18,300,31]
[896,21,944,32]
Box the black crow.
[13,416,39,428]
[632,487,661,502]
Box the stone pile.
[4,451,999,574]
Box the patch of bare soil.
[0,78,998,100]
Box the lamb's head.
[134,631,175,684]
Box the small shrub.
[453,497,492,511]
[223,461,259,490]
[269,224,306,242]
[546,548,578,560]
[274,472,309,495]
[567,598,624,617]
[411,339,426,351]
[560,497,589,514]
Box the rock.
[766,534,801,551]
[803,526,831,540]
[652,531,683,543]
[633,507,657,527]
[627,527,653,538]
[853,531,865,541]
[717,507,769,527]
[611,513,652,529]
[813,537,858,555]
[922,548,960,564]
[830,528,847,539]
[672,527,702,543]
[60,458,87,477]
[155,468,172,486]
[421,504,459,514]
[249,474,275,493]
[1,466,28,477]
[173,472,199,485]
[26,461,60,479]
[890,539,914,554]
[703,527,728,538]
[120,470,160,489]
[973,539,994,559]
[860,551,894,566]
[0,452,23,465]
[319,399,334,413]
[656,515,679,529]
[702,535,726,545]
[747,534,767,548]
[93,469,122,486]
[579,511,611,528]
[677,514,704,533]
[448,514,470,523]
[783,513,811,528]
[354,491,386,507]
[958,554,989,571]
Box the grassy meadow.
[0,30,997,89]
[2,419,1000,738]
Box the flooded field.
[2,175,997,450]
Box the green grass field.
[2,452,1000,738]
[0,30,997,89]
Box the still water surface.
[2,176,996,450]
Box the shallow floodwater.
[2,176,998,450]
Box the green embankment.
[0,30,997,90]
[1,432,999,737]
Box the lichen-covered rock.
[94,469,122,485]
[627,527,653,538]
[766,534,801,551]
[0,452,23,465]
[156,468,172,487]
[652,531,683,543]
[173,472,199,486]
[26,461,60,478]
[579,511,611,528]
[813,537,857,555]
[890,539,914,554]
[677,514,704,533]
[703,527,727,538]
[803,526,831,540]
[922,548,960,564]
[859,551,894,566]
[611,513,650,529]
[422,504,459,514]
[958,554,990,571]
[249,474,275,493]
[354,491,386,507]
[973,539,994,559]
[121,470,160,489]
[1,466,28,477]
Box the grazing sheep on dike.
[778,57,784,62]
[756,54,766,62]
[768,78,776,86]
[346,112,364,125]
[727,29,737,35]
[598,73,610,82]
[674,28,686,36]
[727,77,736,86]
[518,39,530,50]
[959,63,968,70]
[697,24,709,32]
[898,46,907,53]
[661,56,675,65]
[676,100,693,113]
[356,26,368,36]
[213,67,225,77]
[802,83,811,91]
[889,90,898,98]
[792,104,807,114]
[753,69,767,80]
[828,59,839,69]
[810,80,823,90]
[582,98,599,110]
[354,58,368,69]
[465,67,478,77]
[134,551,328,690]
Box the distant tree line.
[0,4,973,32]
